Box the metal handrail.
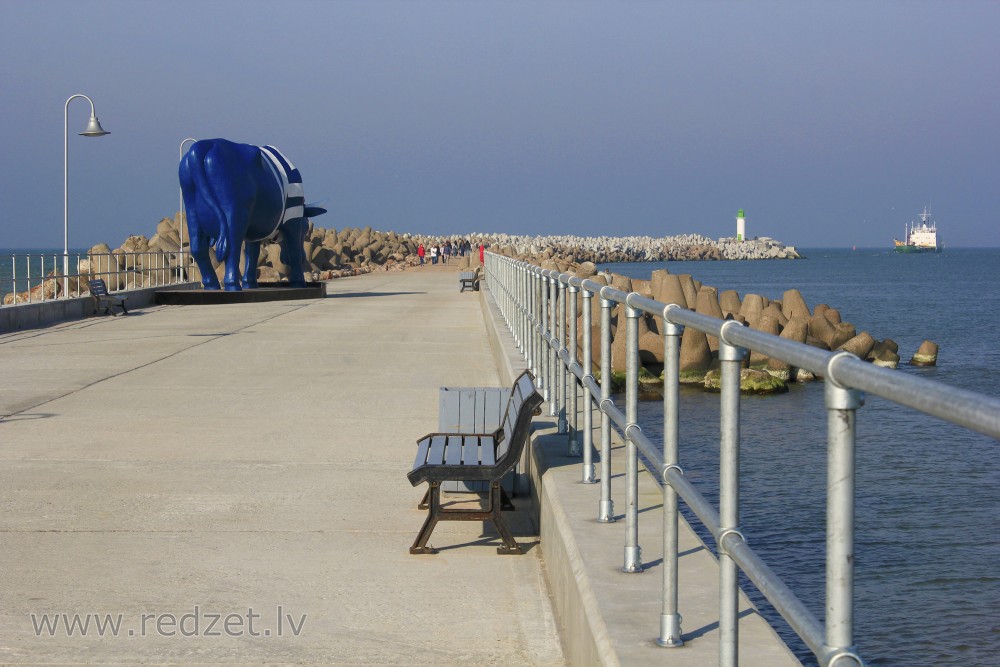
[484,251,1000,667]
[2,251,194,306]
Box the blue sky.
[1,0,997,249]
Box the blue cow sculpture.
[179,138,327,291]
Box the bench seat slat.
[445,437,463,466]
[413,437,431,469]
[462,435,479,465]
[427,435,447,466]
[480,437,496,466]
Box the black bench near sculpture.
[88,279,128,316]
[407,370,542,555]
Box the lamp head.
[80,115,109,137]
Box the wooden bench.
[407,370,542,555]
[88,279,128,316]
[458,267,481,292]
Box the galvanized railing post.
[499,256,509,326]
[524,264,539,385]
[557,276,568,433]
[531,268,548,384]
[581,287,597,482]
[824,354,864,667]
[567,280,581,455]
[548,272,559,417]
[623,296,643,572]
[658,305,685,647]
[538,270,550,403]
[514,264,531,368]
[508,259,516,335]
[598,287,615,523]
[509,259,516,345]
[718,321,748,667]
[526,265,535,376]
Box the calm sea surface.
[600,248,999,667]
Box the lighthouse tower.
[736,209,746,241]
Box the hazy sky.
[1,0,997,249]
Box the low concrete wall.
[529,431,621,667]
[0,283,199,333]
[480,281,617,664]
[481,281,612,663]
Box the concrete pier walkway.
[1,267,801,666]
[0,269,564,665]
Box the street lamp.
[64,94,109,298]
[179,137,197,281]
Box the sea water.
[599,248,999,667]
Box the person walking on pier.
[417,243,425,266]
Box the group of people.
[416,239,485,266]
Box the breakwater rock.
[485,250,936,396]
[481,232,800,263]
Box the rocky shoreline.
[518,252,939,395]
[141,217,802,277]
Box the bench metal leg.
[409,480,523,555]
[490,482,523,555]
[410,482,443,554]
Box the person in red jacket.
[478,242,485,264]
[417,243,425,266]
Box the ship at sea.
[893,206,942,253]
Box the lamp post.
[179,137,197,281]
[64,94,109,298]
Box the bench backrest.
[89,279,110,296]
[494,370,542,473]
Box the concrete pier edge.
[478,280,620,665]
[0,283,199,333]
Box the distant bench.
[407,370,542,555]
[458,267,481,292]
[88,278,128,316]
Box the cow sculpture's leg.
[179,152,222,290]
[243,241,262,289]
[279,218,310,288]
[188,233,221,290]
[222,217,245,291]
